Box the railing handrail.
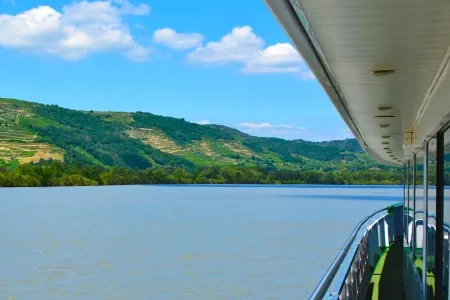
[308,202,402,300]
[414,210,450,229]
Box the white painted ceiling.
[266,0,450,164]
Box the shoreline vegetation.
[0,160,402,187]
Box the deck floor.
[365,240,405,300]
[415,257,435,298]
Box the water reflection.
[443,127,450,299]
[427,137,437,299]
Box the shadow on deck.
[415,258,435,299]
[365,240,405,300]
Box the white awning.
[266,0,450,165]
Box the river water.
[0,185,401,299]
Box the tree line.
[0,160,403,187]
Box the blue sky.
[0,0,352,141]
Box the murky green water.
[0,185,401,299]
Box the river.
[0,185,401,299]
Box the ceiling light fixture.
[378,106,394,111]
[375,116,396,120]
[372,69,395,76]
[382,135,391,139]
[380,124,391,128]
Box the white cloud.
[0,1,150,61]
[235,122,353,141]
[187,26,313,77]
[112,0,150,15]
[153,28,204,49]
[279,124,294,129]
[124,44,150,62]
[196,120,211,125]
[188,26,264,63]
[300,70,315,80]
[242,43,301,74]
[238,122,273,129]
[134,23,147,30]
[236,122,307,139]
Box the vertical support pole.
[423,141,429,300]
[436,131,444,300]
[413,154,417,257]
[407,160,411,245]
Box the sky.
[0,0,353,141]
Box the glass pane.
[416,150,425,282]
[405,160,414,249]
[427,136,438,299]
[443,127,450,299]
[409,159,414,248]
[404,165,408,244]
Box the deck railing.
[309,203,403,300]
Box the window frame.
[406,121,450,299]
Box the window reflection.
[415,150,425,282]
[443,127,450,299]
[427,136,438,299]
[405,160,413,249]
[404,164,408,247]
[409,159,414,249]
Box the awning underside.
[266,0,450,165]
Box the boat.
[264,1,450,299]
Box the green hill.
[314,138,363,153]
[0,98,390,172]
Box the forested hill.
[0,98,391,172]
[314,139,363,153]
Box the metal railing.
[309,203,403,300]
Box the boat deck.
[366,240,405,300]
[415,257,435,298]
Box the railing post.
[435,131,444,300]
[413,154,417,259]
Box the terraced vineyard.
[0,101,63,163]
[127,128,247,165]
[126,128,292,167]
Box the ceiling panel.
[295,0,450,163]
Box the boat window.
[404,164,408,243]
[409,158,414,249]
[443,126,450,299]
[405,160,413,249]
[427,136,438,299]
[415,149,425,282]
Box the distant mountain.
[0,98,389,171]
